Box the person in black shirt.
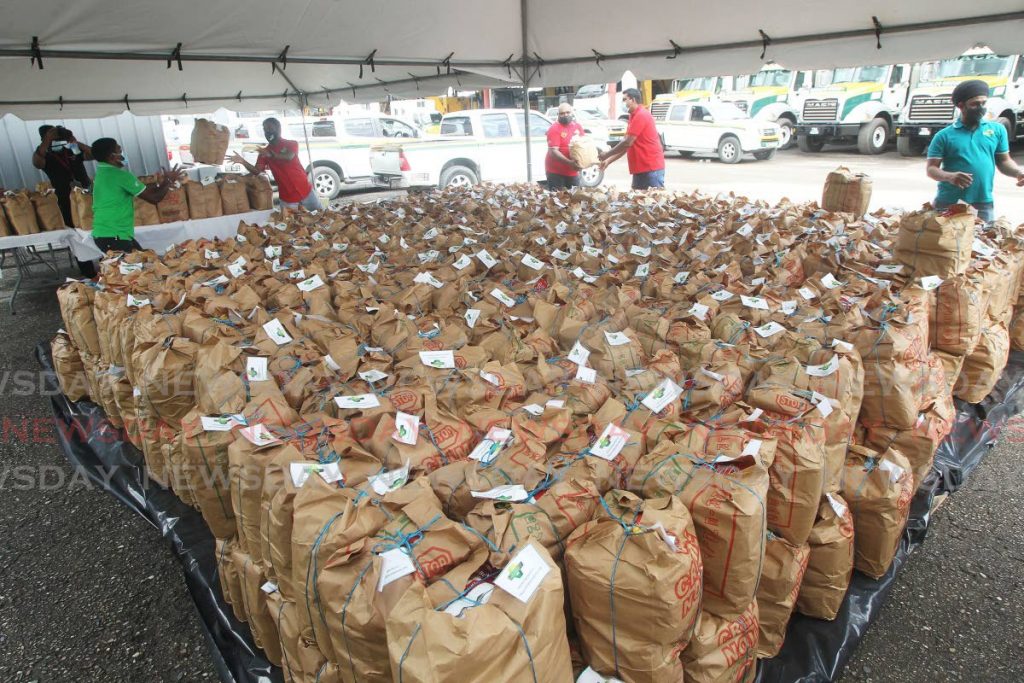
[32,125,93,227]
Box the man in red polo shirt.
[599,88,665,189]
[545,103,586,190]
[228,117,322,210]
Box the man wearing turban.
[925,79,1023,222]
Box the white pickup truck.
[370,108,604,189]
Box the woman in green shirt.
[89,137,184,253]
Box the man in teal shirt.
[926,79,1023,222]
[89,137,183,253]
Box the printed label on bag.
[468,427,513,464]
[262,319,293,345]
[741,295,769,310]
[641,378,683,413]
[551,248,571,261]
[490,288,517,307]
[568,341,590,366]
[521,254,545,270]
[688,302,709,320]
[246,357,269,381]
[419,350,456,369]
[297,275,325,292]
[495,544,550,603]
[334,393,381,410]
[369,461,411,496]
[464,308,481,328]
[710,289,734,301]
[575,365,597,384]
[377,548,416,591]
[239,423,279,446]
[919,275,943,291]
[471,484,530,502]
[589,423,629,461]
[798,287,816,300]
[754,321,786,338]
[200,414,246,432]
[392,411,420,445]
[358,369,388,383]
[604,331,631,347]
[452,254,473,270]
[820,273,842,289]
[476,249,498,269]
[634,263,650,278]
[126,294,150,308]
[826,493,848,518]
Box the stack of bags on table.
[0,183,67,235]
[50,184,1024,682]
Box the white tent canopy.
[1,1,1022,118]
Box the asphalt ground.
[1,163,1023,682]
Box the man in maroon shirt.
[545,103,586,189]
[599,88,666,189]
[228,117,322,210]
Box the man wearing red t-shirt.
[545,103,586,190]
[229,117,322,210]
[600,88,665,189]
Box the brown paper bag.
[220,176,252,215]
[629,443,767,620]
[134,194,161,226]
[821,167,871,216]
[246,174,275,210]
[180,410,237,539]
[954,321,1009,403]
[386,542,573,683]
[51,332,90,401]
[191,118,231,164]
[0,201,11,236]
[218,538,248,621]
[569,136,601,168]
[839,445,914,579]
[755,534,810,658]
[795,494,855,620]
[680,601,759,683]
[70,187,94,229]
[564,491,702,683]
[32,190,66,229]
[2,192,40,235]
[184,180,225,219]
[896,206,974,278]
[157,184,191,223]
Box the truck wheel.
[797,136,825,153]
[579,165,604,188]
[998,116,1014,142]
[312,166,342,199]
[857,118,889,155]
[717,136,742,164]
[439,165,478,189]
[897,135,927,157]
[753,149,776,161]
[775,119,795,149]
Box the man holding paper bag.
[545,103,587,189]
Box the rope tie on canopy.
[667,39,683,59]
[167,42,183,71]
[358,49,377,79]
[30,36,43,69]
[591,49,606,70]
[873,16,884,49]
[436,51,455,76]
[759,29,772,60]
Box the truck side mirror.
[702,115,714,123]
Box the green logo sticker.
[507,562,524,580]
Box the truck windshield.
[831,65,887,84]
[749,70,791,87]
[672,77,718,92]
[935,54,1014,79]
[575,84,607,98]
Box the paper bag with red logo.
[184,179,225,220]
[386,541,573,683]
[190,118,231,164]
[245,174,274,210]
[755,533,810,658]
[929,273,985,355]
[466,476,600,563]
[564,491,702,683]
[216,538,246,621]
[681,601,759,683]
[762,420,827,546]
[317,493,485,682]
[240,552,283,666]
[569,135,601,168]
[628,441,768,620]
[795,494,855,620]
[839,445,914,579]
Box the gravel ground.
[1,196,1023,682]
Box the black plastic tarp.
[38,343,1024,683]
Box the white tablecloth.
[68,210,274,260]
[0,210,274,261]
[0,230,72,252]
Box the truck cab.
[896,49,1024,156]
[716,66,816,149]
[793,63,912,155]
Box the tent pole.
[521,0,532,183]
[299,97,317,200]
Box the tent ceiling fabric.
[0,0,1022,118]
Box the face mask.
[265,131,279,143]
[962,105,986,122]
[116,154,128,168]
[558,115,572,124]
[50,141,67,151]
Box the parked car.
[370,108,605,189]
[651,100,782,163]
[221,111,423,199]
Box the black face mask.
[265,131,279,142]
[962,105,986,124]
[558,115,572,124]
